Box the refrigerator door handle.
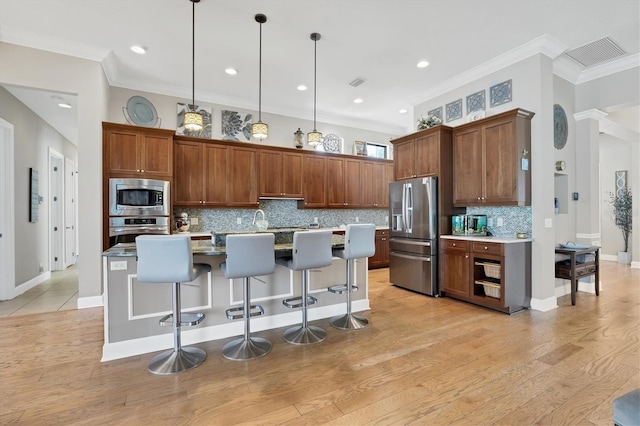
[405,182,413,233]
[401,183,407,232]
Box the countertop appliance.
[389,177,438,296]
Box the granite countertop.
[103,234,346,257]
[441,235,533,244]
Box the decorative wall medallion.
[490,79,512,107]
[445,99,462,122]
[221,110,252,141]
[321,133,343,153]
[466,90,486,114]
[176,103,212,138]
[553,104,568,150]
[427,106,443,122]
[615,170,627,196]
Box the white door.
[64,157,77,267]
[0,118,16,300]
[49,148,65,271]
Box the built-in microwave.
[109,178,170,217]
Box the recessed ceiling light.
[417,60,429,68]
[58,102,72,109]
[354,98,363,104]
[399,109,408,114]
[297,84,307,91]
[131,45,146,54]
[225,68,237,75]
[51,95,72,108]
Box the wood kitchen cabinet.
[103,122,174,178]
[362,161,393,208]
[369,229,390,269]
[327,157,362,208]
[392,127,451,180]
[299,154,327,208]
[227,145,259,207]
[440,237,531,314]
[452,108,534,207]
[174,138,228,206]
[259,149,303,198]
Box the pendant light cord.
[258,20,262,122]
[191,0,196,108]
[313,36,317,131]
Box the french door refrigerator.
[389,177,438,296]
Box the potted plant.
[610,186,632,264]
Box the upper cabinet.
[103,122,174,178]
[227,146,259,207]
[392,127,452,180]
[327,157,362,208]
[299,154,327,208]
[362,161,393,208]
[452,108,534,207]
[259,149,303,198]
[174,138,228,206]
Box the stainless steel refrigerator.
[389,177,438,296]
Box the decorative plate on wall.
[553,104,568,150]
[124,96,159,127]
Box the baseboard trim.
[78,295,104,309]
[9,272,52,299]
[601,254,618,262]
[101,299,370,362]
[530,296,558,312]
[632,261,640,269]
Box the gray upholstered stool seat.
[135,234,212,375]
[613,388,640,426]
[221,233,275,360]
[329,223,375,330]
[276,230,333,345]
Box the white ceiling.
[1,0,639,145]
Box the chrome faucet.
[253,209,265,225]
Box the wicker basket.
[482,263,501,279]
[481,282,501,299]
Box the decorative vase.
[617,251,632,265]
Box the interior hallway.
[0,265,78,317]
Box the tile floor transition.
[0,265,78,317]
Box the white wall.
[0,86,77,285]
[0,42,109,305]
[109,87,396,156]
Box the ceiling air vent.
[564,36,627,67]
[348,77,366,87]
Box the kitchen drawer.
[472,241,503,256]
[441,239,469,252]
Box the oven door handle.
[110,226,169,233]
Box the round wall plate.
[553,104,568,150]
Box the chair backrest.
[290,230,333,271]
[224,233,275,279]
[343,224,376,260]
[136,235,195,283]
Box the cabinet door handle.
[484,246,488,250]
[477,196,481,200]
[452,243,456,247]
[141,170,145,173]
[465,254,469,258]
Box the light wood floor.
[0,262,638,425]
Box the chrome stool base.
[330,313,369,330]
[222,337,272,361]
[148,346,207,375]
[283,325,326,345]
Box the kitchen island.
[101,232,370,361]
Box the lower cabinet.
[440,238,531,314]
[369,229,389,269]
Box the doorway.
[0,118,16,300]
[64,158,77,267]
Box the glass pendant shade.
[252,121,269,140]
[184,109,203,131]
[307,130,322,146]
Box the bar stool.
[277,230,333,345]
[135,234,212,375]
[221,233,275,360]
[328,223,376,330]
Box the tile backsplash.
[174,199,389,233]
[466,206,532,238]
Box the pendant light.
[184,0,203,132]
[251,14,269,140]
[307,32,322,146]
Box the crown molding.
[413,34,568,104]
[575,53,640,84]
[0,26,109,62]
[573,109,608,121]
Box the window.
[365,142,388,159]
